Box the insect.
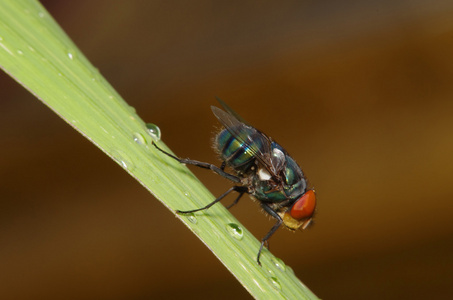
[153,98,316,265]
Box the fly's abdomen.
[216,127,262,173]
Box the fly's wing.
[215,97,250,125]
[211,104,287,178]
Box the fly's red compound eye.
[290,190,316,220]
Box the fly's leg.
[152,142,240,183]
[176,186,246,214]
[225,187,247,209]
[152,142,247,213]
[257,203,283,266]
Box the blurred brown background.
[1,1,453,299]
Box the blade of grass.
[0,1,319,299]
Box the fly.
[153,98,317,265]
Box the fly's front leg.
[257,203,283,266]
[152,142,240,183]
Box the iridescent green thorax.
[216,128,307,204]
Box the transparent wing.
[211,101,287,177]
[215,97,250,125]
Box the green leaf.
[0,0,319,299]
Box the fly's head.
[278,189,317,231]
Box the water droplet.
[184,191,191,197]
[271,257,286,272]
[112,150,134,171]
[128,105,136,114]
[267,268,276,277]
[0,43,13,55]
[146,123,161,141]
[17,50,23,55]
[133,132,147,145]
[286,265,295,275]
[115,157,128,169]
[268,277,282,290]
[67,52,74,60]
[226,223,243,240]
[186,214,198,224]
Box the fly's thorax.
[283,155,307,197]
[249,155,307,203]
[251,176,289,203]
